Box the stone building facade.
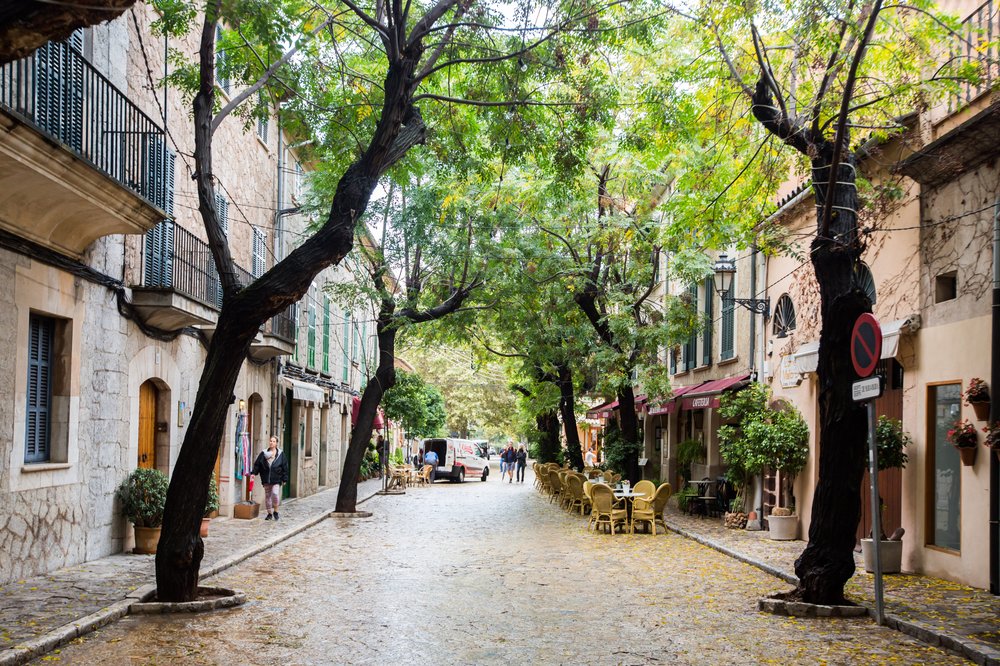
[0,6,372,583]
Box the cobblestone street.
[41,467,966,665]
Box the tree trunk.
[154,304,260,601]
[557,363,584,471]
[336,302,397,512]
[539,409,561,463]
[617,385,640,483]
[793,149,870,605]
[154,43,424,601]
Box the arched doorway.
[138,380,158,469]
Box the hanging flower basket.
[965,378,990,419]
[983,422,1000,463]
[948,420,978,465]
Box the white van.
[421,438,490,482]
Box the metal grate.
[948,0,999,113]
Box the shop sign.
[779,355,803,388]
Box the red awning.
[647,382,706,415]
[681,374,751,411]
[351,396,386,431]
[586,399,616,418]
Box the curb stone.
[667,521,1000,666]
[0,484,385,666]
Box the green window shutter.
[307,305,316,368]
[342,312,350,382]
[721,298,735,361]
[685,283,698,371]
[669,345,676,375]
[35,31,84,152]
[702,277,713,366]
[322,297,330,373]
[143,220,174,287]
[25,315,53,463]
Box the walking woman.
[515,445,527,483]
[253,435,289,521]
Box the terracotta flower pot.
[957,446,977,466]
[133,525,161,554]
[200,517,211,537]
[971,400,990,421]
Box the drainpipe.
[990,198,999,595]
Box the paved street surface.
[37,467,968,665]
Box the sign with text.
[851,313,883,378]
[852,376,883,402]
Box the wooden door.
[856,359,904,542]
[138,380,157,469]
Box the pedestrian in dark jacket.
[515,445,527,483]
[252,436,289,520]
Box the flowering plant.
[965,378,990,405]
[947,420,978,448]
[983,422,1000,449]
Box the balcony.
[133,221,298,360]
[945,0,999,116]
[0,37,168,258]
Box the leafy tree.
[382,370,446,440]
[149,0,610,602]
[681,0,957,604]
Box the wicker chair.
[565,475,591,516]
[632,479,655,499]
[590,483,628,534]
[548,469,564,505]
[631,483,673,535]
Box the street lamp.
[712,254,770,319]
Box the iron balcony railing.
[143,220,297,340]
[948,0,1000,112]
[0,36,170,211]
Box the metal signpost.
[851,313,884,624]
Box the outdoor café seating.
[632,479,655,500]
[590,483,628,534]
[630,483,672,535]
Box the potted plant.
[861,416,910,574]
[201,476,219,537]
[116,468,169,554]
[948,419,978,466]
[984,422,1000,462]
[965,378,990,420]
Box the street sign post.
[851,313,885,624]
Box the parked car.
[421,438,490,482]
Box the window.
[214,192,229,235]
[35,31,84,151]
[252,227,266,278]
[935,271,957,303]
[684,283,698,371]
[307,304,316,368]
[256,93,269,144]
[772,294,796,338]
[215,25,230,95]
[701,277,713,366]
[854,262,877,305]
[342,312,350,382]
[25,315,54,463]
[322,296,330,373]
[720,297,735,361]
[929,383,962,551]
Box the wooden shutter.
[685,283,698,371]
[252,227,266,278]
[702,277,713,366]
[720,297,735,361]
[25,315,53,463]
[342,312,350,381]
[143,220,174,287]
[323,296,330,373]
[307,305,316,367]
[35,31,84,152]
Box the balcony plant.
[965,378,990,420]
[200,476,219,537]
[861,416,911,573]
[116,468,169,554]
[948,419,978,466]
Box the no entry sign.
[851,313,882,378]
